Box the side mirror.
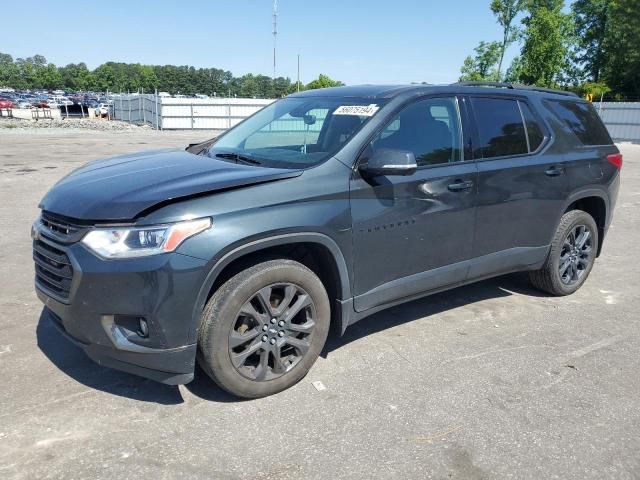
[360,148,417,176]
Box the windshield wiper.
[214,152,262,166]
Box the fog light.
[138,318,149,338]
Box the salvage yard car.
[33,83,621,398]
[94,103,111,117]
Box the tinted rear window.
[549,100,612,146]
[519,101,545,151]
[471,98,528,158]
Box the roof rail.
[514,85,579,97]
[453,81,579,98]
[455,81,515,89]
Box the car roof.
[289,82,581,102]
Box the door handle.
[447,180,473,192]
[545,166,565,177]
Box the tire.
[197,259,330,398]
[529,209,599,296]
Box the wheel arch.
[189,233,352,343]
[561,190,609,257]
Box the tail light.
[607,153,623,170]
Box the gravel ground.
[0,131,639,480]
[0,116,152,132]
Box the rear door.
[350,96,478,311]
[545,99,619,193]
[468,95,569,277]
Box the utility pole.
[297,54,300,92]
[272,0,278,79]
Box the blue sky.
[1,0,519,85]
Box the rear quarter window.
[548,100,612,146]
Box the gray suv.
[33,83,621,398]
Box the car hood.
[39,148,303,221]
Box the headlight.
[81,217,212,259]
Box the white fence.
[112,95,274,131]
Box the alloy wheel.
[228,283,316,381]
[559,224,593,285]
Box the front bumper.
[34,231,208,385]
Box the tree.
[0,51,294,97]
[305,74,344,90]
[601,0,640,99]
[491,0,525,81]
[504,55,524,82]
[59,63,94,91]
[518,0,573,87]
[459,41,502,81]
[572,0,613,82]
[573,81,611,99]
[0,52,20,88]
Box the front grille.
[41,212,79,236]
[33,239,74,300]
[40,211,88,243]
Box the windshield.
[208,97,385,168]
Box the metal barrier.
[31,108,52,121]
[599,102,640,142]
[112,94,274,130]
[0,108,13,118]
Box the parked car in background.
[83,99,99,108]
[33,83,621,398]
[0,97,14,108]
[16,100,33,109]
[94,103,111,117]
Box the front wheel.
[197,259,330,398]
[529,209,599,296]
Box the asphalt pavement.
[0,129,638,479]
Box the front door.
[350,96,478,312]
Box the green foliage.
[459,0,638,96]
[572,81,611,99]
[459,41,502,81]
[518,0,573,87]
[305,74,344,90]
[504,56,524,82]
[491,0,525,80]
[601,0,640,99]
[571,0,613,82]
[0,52,307,98]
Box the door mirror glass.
[360,148,417,176]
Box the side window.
[372,97,463,167]
[519,101,545,151]
[471,97,528,158]
[548,100,612,146]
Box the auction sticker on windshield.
[333,104,379,116]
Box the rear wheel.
[197,259,330,398]
[529,209,598,296]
